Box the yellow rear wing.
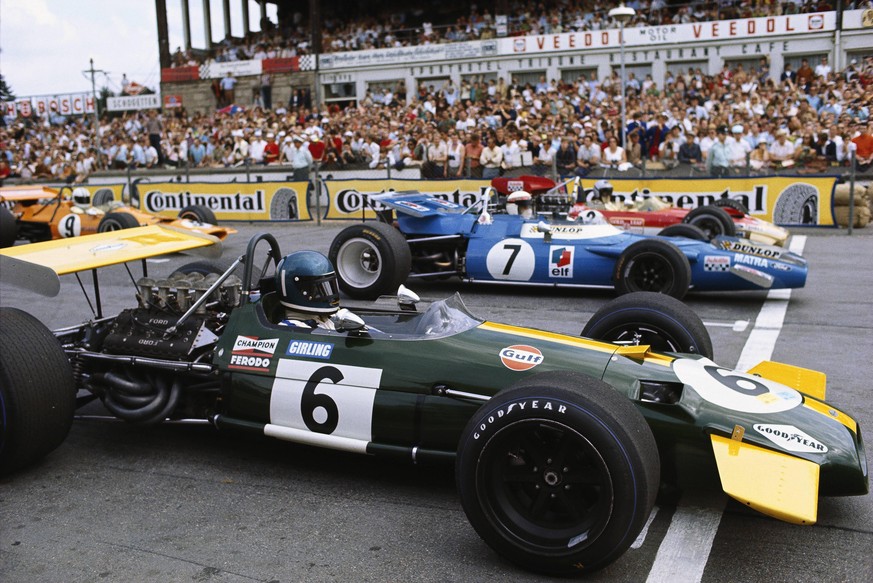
[0,185,61,202]
[0,225,221,297]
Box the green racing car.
[0,227,867,576]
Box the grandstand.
[1,1,872,189]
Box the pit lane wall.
[75,176,837,226]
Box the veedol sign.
[500,12,835,53]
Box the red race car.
[490,176,790,247]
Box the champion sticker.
[753,424,828,453]
[500,345,544,371]
[232,336,279,355]
[286,340,334,359]
[703,255,730,272]
[230,336,279,372]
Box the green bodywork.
[212,293,867,497]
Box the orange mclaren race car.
[0,186,236,248]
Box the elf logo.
[549,245,574,278]
[500,345,544,371]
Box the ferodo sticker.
[230,335,279,371]
[673,357,802,414]
[703,256,730,272]
[753,424,828,453]
[500,345,543,371]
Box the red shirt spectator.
[308,137,326,161]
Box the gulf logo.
[499,345,544,371]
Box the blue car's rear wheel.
[614,238,691,300]
[457,373,659,576]
[582,291,713,358]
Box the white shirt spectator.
[250,137,267,163]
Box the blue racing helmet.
[275,251,340,314]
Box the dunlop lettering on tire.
[773,183,817,224]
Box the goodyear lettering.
[286,340,334,359]
[753,423,828,453]
[473,400,567,439]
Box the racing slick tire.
[713,197,749,215]
[329,222,411,300]
[0,308,76,476]
[581,291,713,358]
[0,206,18,248]
[92,189,116,207]
[98,211,140,232]
[613,239,691,300]
[657,224,708,241]
[456,373,659,576]
[178,205,217,225]
[682,205,736,239]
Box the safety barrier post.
[314,161,322,226]
[848,146,856,236]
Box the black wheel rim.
[692,217,722,239]
[624,253,675,293]
[596,323,688,353]
[477,419,614,553]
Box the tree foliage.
[0,75,15,101]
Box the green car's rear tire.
[329,222,411,300]
[614,238,691,300]
[98,211,140,232]
[0,308,76,476]
[0,206,18,248]
[456,373,659,576]
[582,291,713,359]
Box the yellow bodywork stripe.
[711,433,819,525]
[478,321,675,367]
[746,361,826,400]
[803,398,857,434]
[479,321,617,354]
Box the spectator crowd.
[3,50,873,185]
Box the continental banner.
[323,179,490,220]
[321,176,837,226]
[135,181,311,221]
[603,176,837,226]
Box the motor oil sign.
[549,246,574,278]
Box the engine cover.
[103,308,210,360]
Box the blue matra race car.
[328,192,807,300]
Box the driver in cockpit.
[506,190,534,219]
[275,251,351,330]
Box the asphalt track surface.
[1,222,871,583]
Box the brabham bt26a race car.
[0,228,866,576]
[490,175,791,246]
[328,192,806,301]
[0,185,236,248]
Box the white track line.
[645,235,807,583]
